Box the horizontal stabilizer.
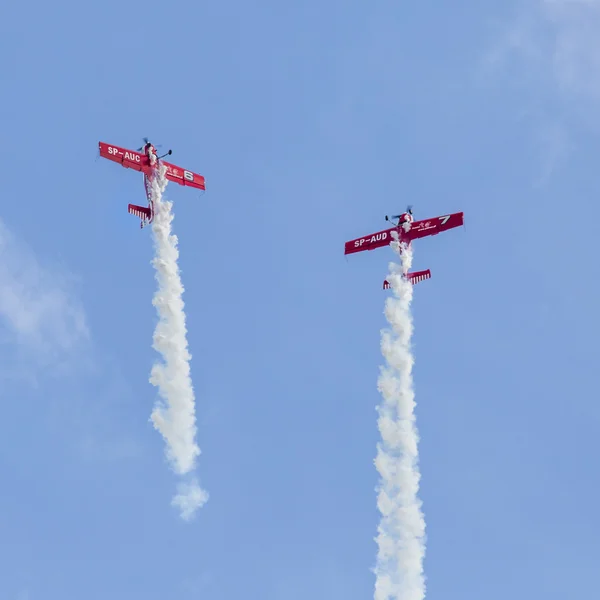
[128,204,151,220]
[383,269,431,289]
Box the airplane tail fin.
[128,204,152,228]
[383,269,431,289]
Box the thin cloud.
[480,1,600,181]
[542,0,600,99]
[534,120,573,185]
[0,218,89,372]
[487,0,600,101]
[483,9,545,71]
[80,434,143,462]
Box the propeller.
[385,205,413,222]
[136,137,163,151]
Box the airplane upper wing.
[344,227,396,255]
[99,142,151,174]
[405,211,464,241]
[344,211,464,255]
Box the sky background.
[0,0,599,599]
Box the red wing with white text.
[344,211,464,256]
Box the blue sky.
[1,0,599,598]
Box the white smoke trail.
[373,236,426,600]
[148,165,208,518]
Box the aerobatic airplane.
[344,206,464,289]
[98,138,206,228]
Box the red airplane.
[98,138,206,228]
[344,206,464,289]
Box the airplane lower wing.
[383,269,431,289]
